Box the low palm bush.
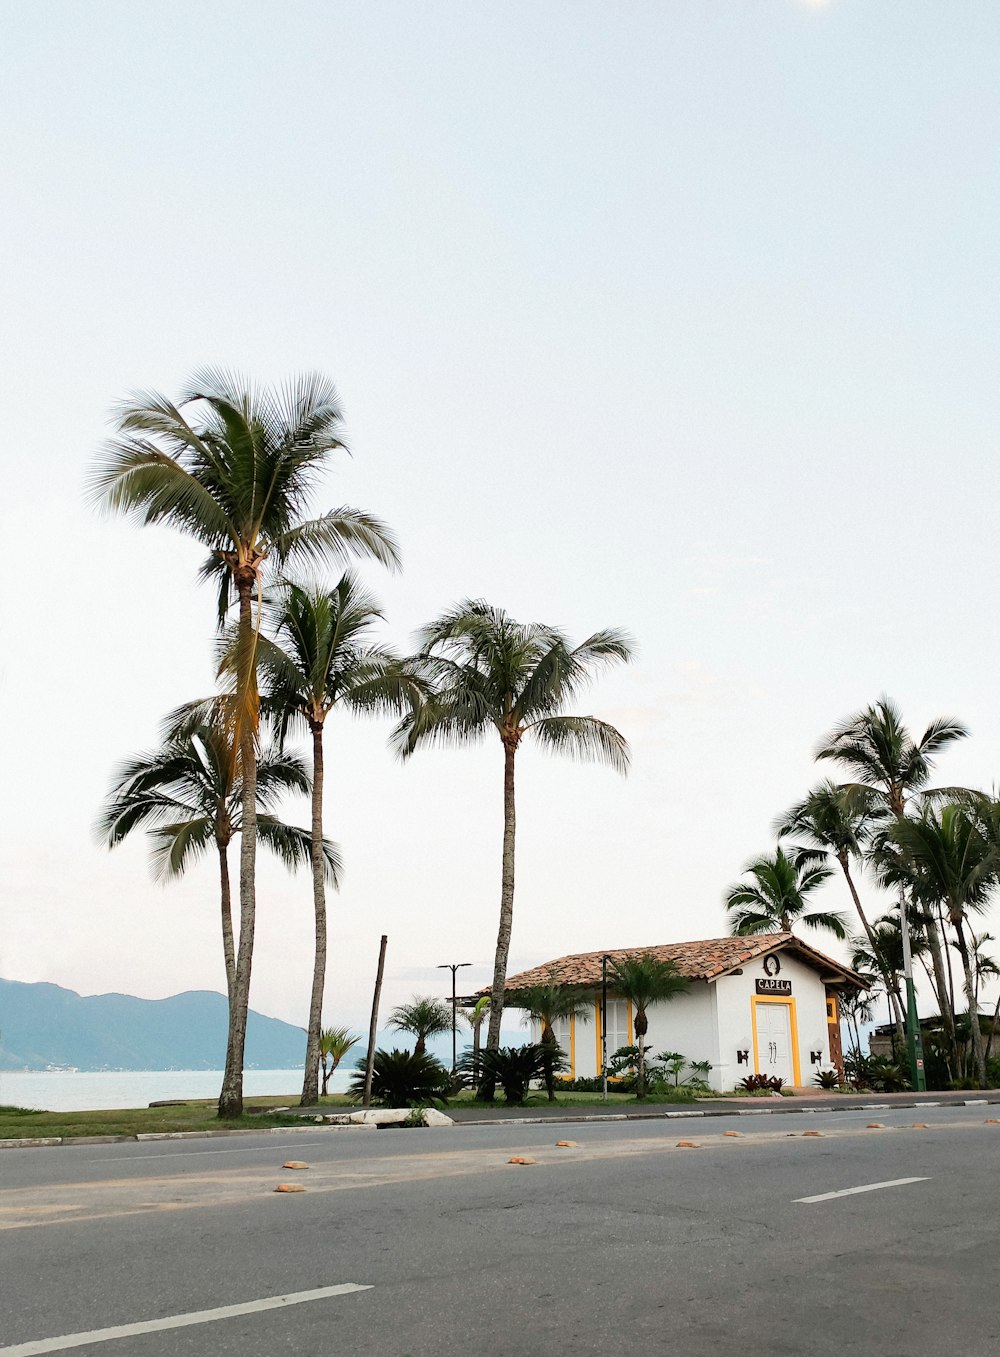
[459,1044,559,1103]
[348,1049,451,1107]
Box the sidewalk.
[444,1088,1000,1126]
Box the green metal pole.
[899,887,927,1093]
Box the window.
[551,1015,572,1057]
[603,999,630,1057]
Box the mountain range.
[0,977,307,1071]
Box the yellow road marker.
[274,1184,306,1193]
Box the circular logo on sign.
[763,955,781,977]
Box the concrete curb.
[449,1097,1000,1127]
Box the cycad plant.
[348,1049,451,1107]
[724,847,848,940]
[258,574,420,1106]
[393,600,631,1096]
[90,369,397,1117]
[97,713,340,1006]
[607,954,690,1099]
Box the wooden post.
[362,935,388,1108]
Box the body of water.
[0,1067,353,1112]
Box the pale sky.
[3,1,1000,1033]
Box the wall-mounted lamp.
[736,1049,750,1064]
[810,1050,823,1065]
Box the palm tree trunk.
[300,722,327,1107]
[217,842,236,1007]
[984,989,1000,1068]
[953,916,987,1087]
[938,901,958,1024]
[924,910,959,1076]
[479,741,517,1101]
[542,1027,556,1101]
[839,856,907,1055]
[635,1012,647,1099]
[219,577,258,1120]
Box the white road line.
[88,1141,326,1162]
[0,1282,372,1355]
[794,1176,929,1204]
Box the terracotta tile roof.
[485,933,864,993]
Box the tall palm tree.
[815,695,969,1088]
[393,600,631,1096]
[97,717,341,1006]
[317,1025,360,1097]
[258,574,420,1107]
[89,369,398,1117]
[387,997,453,1056]
[724,847,848,940]
[507,980,594,1101]
[606,954,689,1099]
[775,782,904,1049]
[886,806,996,1087]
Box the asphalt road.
[2,1104,999,1356]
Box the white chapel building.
[503,933,864,1092]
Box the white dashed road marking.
[794,1176,929,1204]
[0,1282,372,1355]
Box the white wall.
[713,952,833,1091]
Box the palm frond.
[527,716,630,774]
[255,817,343,887]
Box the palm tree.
[387,997,453,1056]
[724,847,848,940]
[393,600,631,1096]
[97,715,341,1006]
[89,369,398,1117]
[507,980,594,1100]
[886,806,996,1086]
[317,1026,360,1097]
[970,932,1000,1012]
[258,574,420,1107]
[462,996,491,1072]
[816,695,969,1086]
[606,954,689,1099]
[776,782,904,1049]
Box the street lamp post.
[438,963,473,1074]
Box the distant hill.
[0,978,307,1071]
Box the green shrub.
[812,1068,841,1090]
[459,1044,557,1103]
[348,1048,451,1107]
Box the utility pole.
[601,955,610,1103]
[362,935,388,1108]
